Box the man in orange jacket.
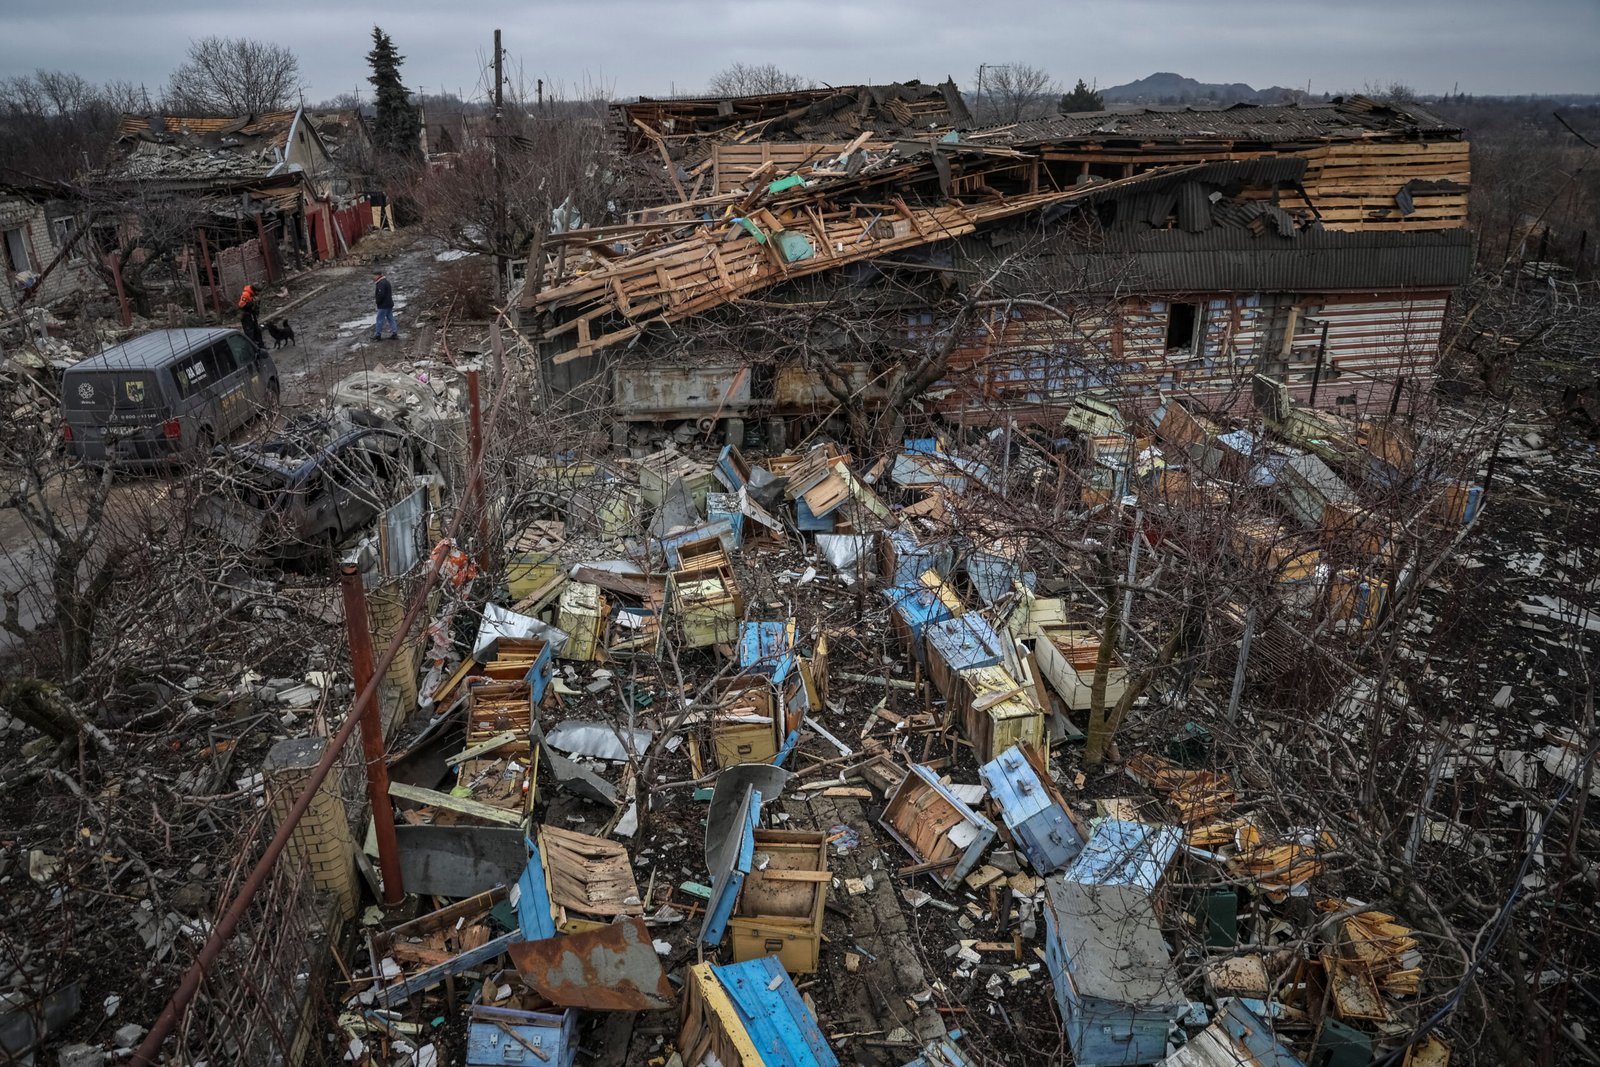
[238,283,263,346]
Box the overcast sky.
[5,0,1596,106]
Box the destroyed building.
[89,107,373,293]
[518,94,1470,433]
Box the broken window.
[3,226,32,274]
[1165,301,1200,352]
[50,217,83,263]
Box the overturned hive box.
[727,829,829,974]
[882,763,997,890]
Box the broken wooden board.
[388,782,526,827]
[538,825,645,919]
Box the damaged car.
[193,410,436,560]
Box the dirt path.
[259,236,443,412]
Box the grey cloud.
[3,0,1595,105]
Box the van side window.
[201,341,238,381]
[172,355,212,399]
[226,334,258,365]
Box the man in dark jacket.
[372,270,398,340]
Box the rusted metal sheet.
[614,364,750,419]
[508,916,674,1012]
[773,363,887,409]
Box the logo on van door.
[77,382,95,401]
[124,380,146,403]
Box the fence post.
[340,562,405,907]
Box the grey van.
[60,327,279,465]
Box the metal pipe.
[339,562,404,907]
[1308,320,1330,406]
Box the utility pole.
[492,29,508,299]
[537,78,543,110]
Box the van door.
[226,333,266,412]
[200,340,249,435]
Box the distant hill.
[1102,72,1304,106]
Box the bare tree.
[973,63,1059,124]
[166,36,302,115]
[707,63,812,97]
[407,86,643,273]
[0,70,124,180]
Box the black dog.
[265,319,296,348]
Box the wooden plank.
[388,782,526,827]
[447,730,524,768]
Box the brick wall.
[263,737,358,921]
[0,195,93,315]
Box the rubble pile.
[315,369,1491,1067]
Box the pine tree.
[1059,78,1105,114]
[366,26,421,161]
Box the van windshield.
[66,372,163,414]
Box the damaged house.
[88,107,372,306]
[1,182,92,315]
[518,92,1470,436]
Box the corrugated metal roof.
[1008,227,1473,294]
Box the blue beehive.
[924,612,1003,701]
[1061,818,1182,896]
[794,498,835,532]
[739,621,796,686]
[884,577,960,666]
[979,744,1085,875]
[703,956,839,1067]
[1041,877,1184,1067]
[707,493,745,549]
[883,528,954,587]
[466,1004,578,1067]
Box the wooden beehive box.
[881,764,997,890]
[466,680,532,753]
[712,677,782,768]
[1031,624,1127,712]
[957,665,1047,767]
[505,520,566,600]
[556,581,607,662]
[727,829,828,974]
